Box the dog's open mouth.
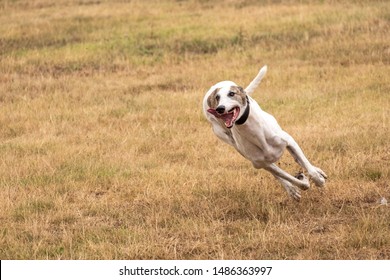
[207,107,240,128]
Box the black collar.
[235,96,250,125]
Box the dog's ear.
[235,86,247,105]
[207,88,219,108]
[237,86,245,94]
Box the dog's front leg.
[264,163,310,190]
[273,175,302,201]
[281,132,327,187]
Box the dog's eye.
[228,91,235,97]
[216,95,220,101]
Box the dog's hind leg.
[281,132,328,188]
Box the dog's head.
[206,82,248,129]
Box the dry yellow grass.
[0,0,389,259]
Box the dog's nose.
[216,105,225,114]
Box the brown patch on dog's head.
[207,88,220,108]
[229,86,247,106]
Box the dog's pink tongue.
[207,109,234,128]
[220,114,234,128]
[207,108,218,117]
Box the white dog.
[203,66,327,201]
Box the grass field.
[0,0,389,259]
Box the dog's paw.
[287,185,301,202]
[310,167,327,188]
[295,172,310,191]
[281,181,301,202]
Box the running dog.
[202,65,327,201]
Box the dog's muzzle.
[207,96,250,128]
[207,107,240,129]
[215,105,226,114]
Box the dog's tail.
[245,65,267,96]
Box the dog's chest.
[231,122,285,164]
[231,125,266,157]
